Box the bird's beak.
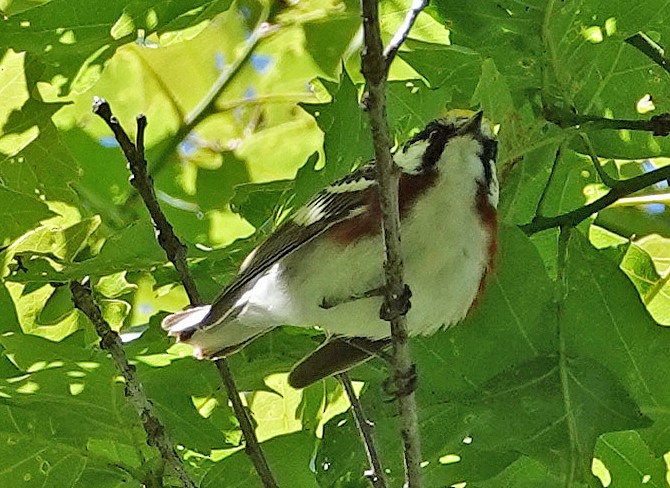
[458,110,484,136]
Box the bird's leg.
[319,286,387,310]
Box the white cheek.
[394,140,428,174]
[488,160,499,208]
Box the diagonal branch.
[544,105,670,136]
[339,373,388,488]
[625,32,670,76]
[70,279,197,488]
[123,6,270,210]
[383,0,428,71]
[360,0,424,486]
[92,98,278,488]
[520,162,670,235]
[92,99,200,306]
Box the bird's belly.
[280,211,489,339]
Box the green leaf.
[0,333,148,487]
[398,40,482,102]
[301,71,373,186]
[201,432,319,488]
[0,0,234,95]
[0,186,55,245]
[565,232,670,452]
[594,430,667,487]
[302,1,360,79]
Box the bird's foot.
[379,284,412,321]
[319,286,386,309]
[383,363,418,400]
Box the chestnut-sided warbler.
[162,110,499,388]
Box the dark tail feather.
[288,336,391,388]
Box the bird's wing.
[201,163,379,327]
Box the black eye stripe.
[481,139,497,186]
[482,139,497,164]
[422,125,455,168]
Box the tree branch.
[92,98,278,488]
[122,6,270,211]
[383,0,428,71]
[148,7,268,178]
[339,373,388,488]
[92,99,200,306]
[544,105,670,136]
[70,279,197,488]
[360,0,424,486]
[625,32,670,76]
[520,162,670,235]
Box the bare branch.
[216,360,278,488]
[146,7,269,179]
[70,280,197,488]
[120,7,270,213]
[92,97,201,306]
[184,6,270,129]
[383,0,428,70]
[625,32,670,76]
[544,105,670,136]
[339,373,388,488]
[360,0,423,485]
[92,98,278,488]
[520,162,670,235]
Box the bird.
[162,109,499,389]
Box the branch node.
[650,113,670,136]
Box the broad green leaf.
[0,0,234,95]
[302,0,360,79]
[137,357,238,453]
[0,186,55,245]
[201,432,319,488]
[386,79,454,138]
[474,456,568,488]
[565,232,670,452]
[300,71,373,189]
[595,431,667,487]
[636,234,670,325]
[398,40,482,103]
[0,334,149,487]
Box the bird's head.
[394,109,498,206]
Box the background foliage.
[1,0,670,486]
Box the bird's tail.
[161,306,212,341]
[161,306,272,358]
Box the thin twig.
[121,7,270,212]
[152,7,268,178]
[533,145,563,218]
[92,98,278,488]
[520,162,670,235]
[216,359,278,487]
[339,373,388,488]
[579,133,619,189]
[625,32,670,76]
[92,99,200,305]
[360,0,424,486]
[383,0,428,71]
[544,105,670,136]
[70,280,197,488]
